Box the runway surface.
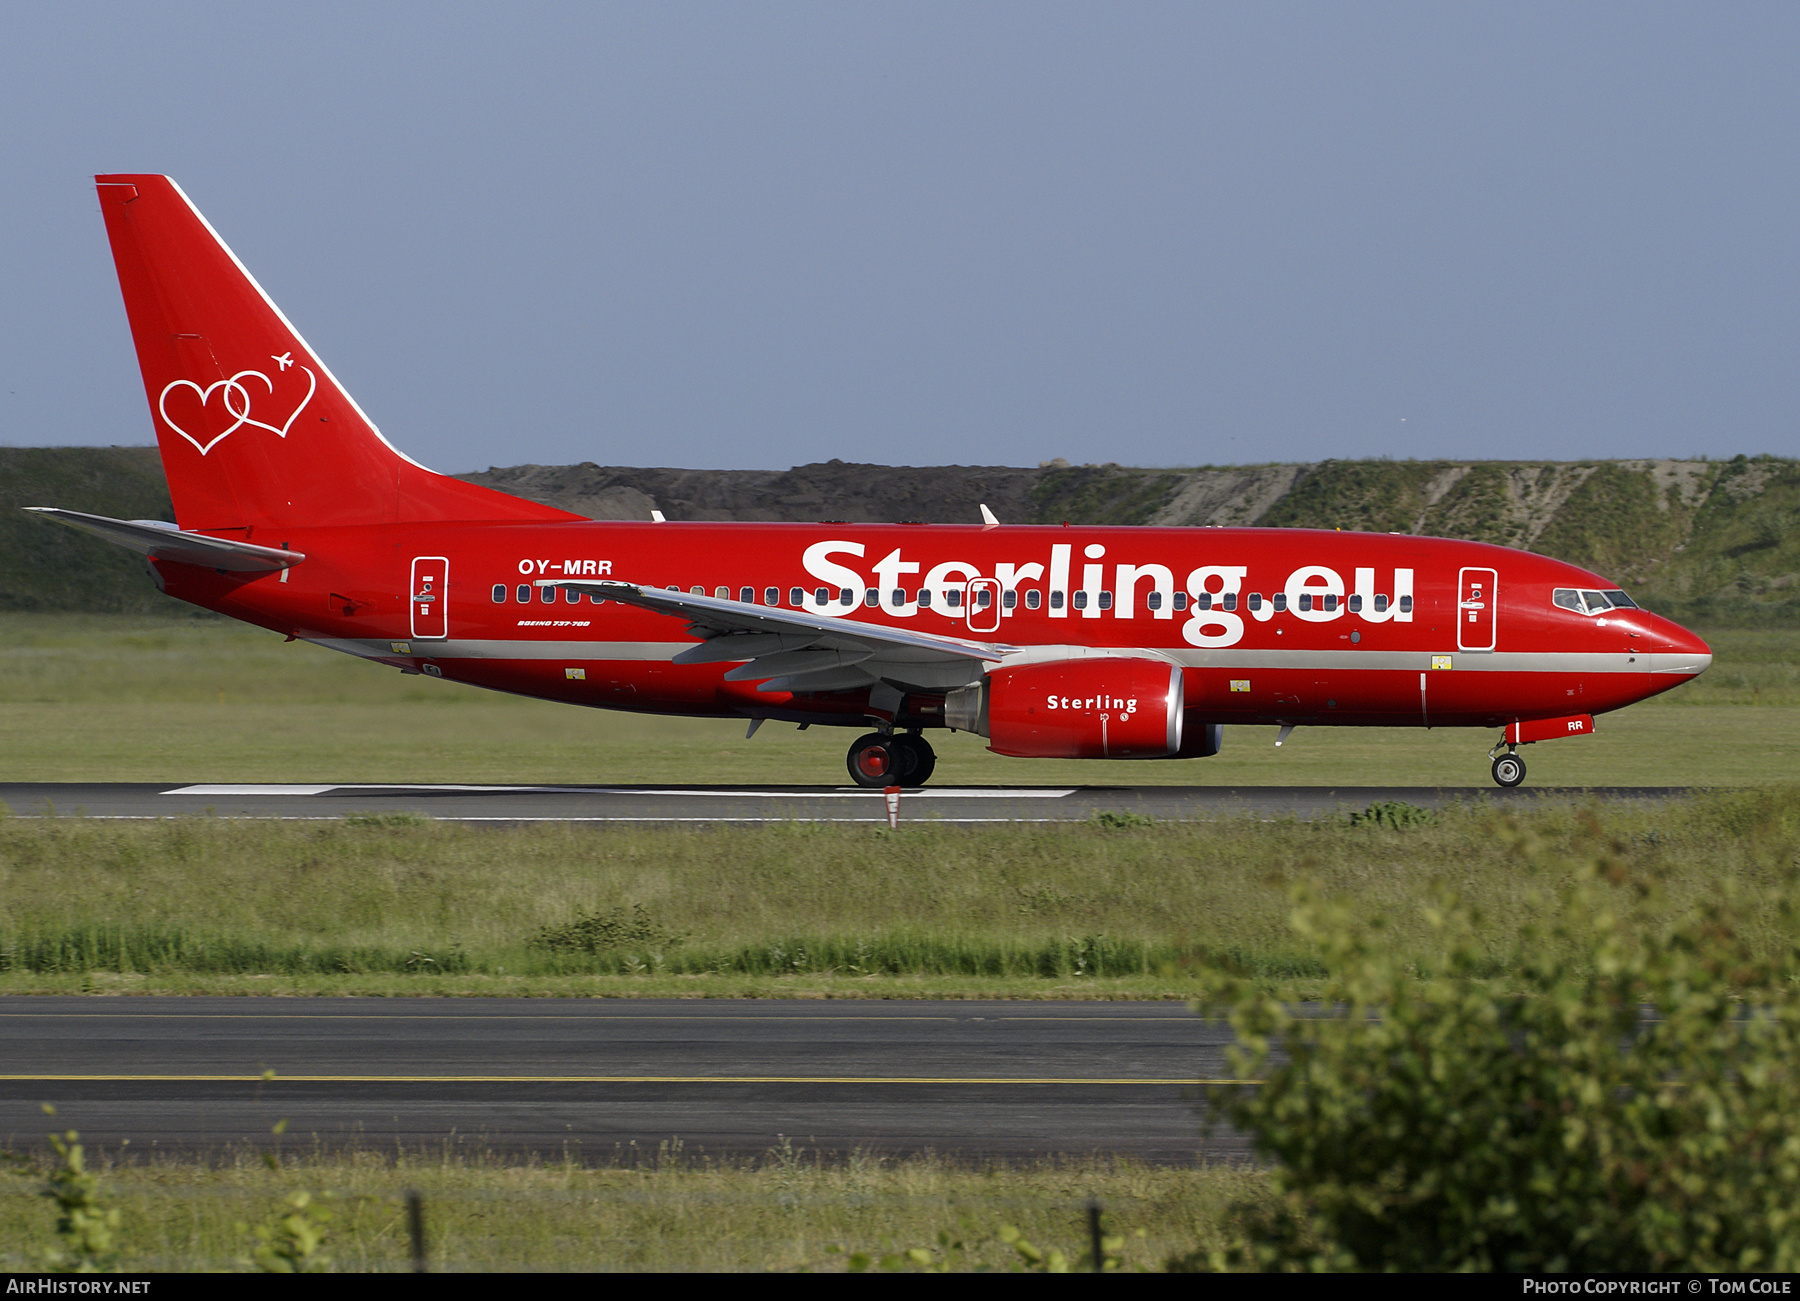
[0,997,1242,1163]
[0,781,1689,823]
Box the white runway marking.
[163,784,1078,800]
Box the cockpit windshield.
[1554,588,1640,616]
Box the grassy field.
[0,1145,1260,1272]
[1,616,1794,1271]
[0,614,1795,787]
[2,787,1795,998]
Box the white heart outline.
[158,366,318,456]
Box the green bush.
[1346,800,1435,830]
[529,904,684,954]
[1187,819,1800,1272]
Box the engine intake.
[945,658,1185,759]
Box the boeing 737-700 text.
[30,175,1713,788]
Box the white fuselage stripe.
[164,784,1077,800]
[310,637,1700,676]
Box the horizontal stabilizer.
[25,508,304,572]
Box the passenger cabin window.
[1172,592,1188,611]
[1003,590,1018,609]
[919,589,932,608]
[1273,593,1288,612]
[1348,594,1363,613]
[814,587,830,606]
[564,587,580,603]
[589,592,606,605]
[865,588,879,607]
[492,584,506,603]
[1197,592,1212,610]
[539,585,556,603]
[1072,591,1088,610]
[1049,591,1063,610]
[890,589,906,605]
[1146,591,1162,611]
[691,586,705,596]
[1323,594,1338,612]
[1246,593,1262,611]
[516,584,531,603]
[1374,594,1389,612]
[1097,591,1112,610]
[839,588,855,606]
[1399,595,1413,613]
[977,589,992,608]
[740,587,755,603]
[789,587,805,606]
[765,587,780,606]
[946,590,961,608]
[715,587,730,600]
[1024,590,1041,610]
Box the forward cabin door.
[410,556,449,640]
[1457,567,1497,652]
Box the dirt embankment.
[3,449,1792,625]
[460,455,1799,625]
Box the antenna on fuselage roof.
[651,510,666,523]
[979,504,999,528]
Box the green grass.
[0,448,174,613]
[2,787,1796,997]
[0,1145,1260,1272]
[0,614,1795,786]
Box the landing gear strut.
[846,731,937,788]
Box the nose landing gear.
[846,731,938,787]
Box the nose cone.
[1646,615,1712,678]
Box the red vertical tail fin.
[95,175,579,531]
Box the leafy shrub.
[1346,800,1435,830]
[1186,820,1800,1272]
[1089,810,1155,829]
[39,1127,119,1272]
[243,1191,332,1273]
[529,904,683,954]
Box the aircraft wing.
[25,508,304,572]
[540,579,1017,693]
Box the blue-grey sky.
[3,2,1796,473]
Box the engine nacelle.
[945,658,1185,759]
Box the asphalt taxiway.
[0,997,1242,1162]
[0,781,1688,823]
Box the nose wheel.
[1491,750,1526,788]
[846,731,937,787]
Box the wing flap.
[542,578,1011,692]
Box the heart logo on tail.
[158,366,318,456]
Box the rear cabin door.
[1457,567,1497,651]
[410,556,449,639]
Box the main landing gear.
[846,732,938,788]
[1490,747,1527,788]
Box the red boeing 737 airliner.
[32,175,1713,788]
